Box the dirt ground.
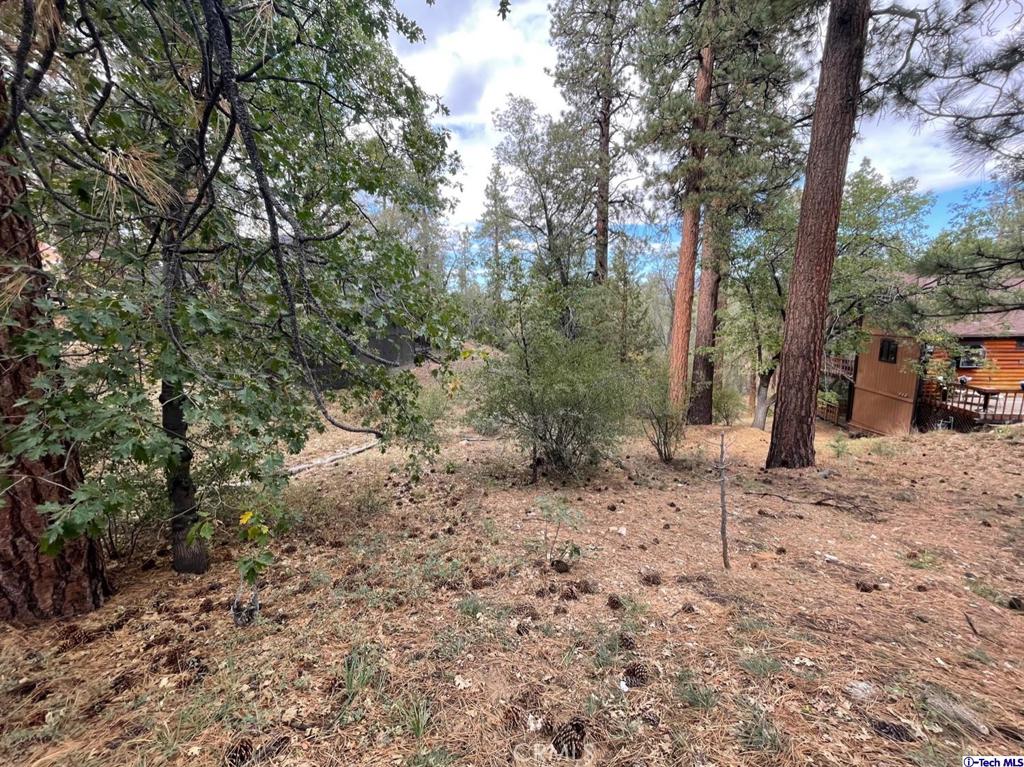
[2,411,1023,767]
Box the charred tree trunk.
[766,0,870,469]
[1,81,111,622]
[688,208,722,424]
[160,379,209,574]
[668,41,714,409]
[752,370,775,430]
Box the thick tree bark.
[765,0,870,469]
[688,207,722,424]
[1,83,111,622]
[160,379,209,574]
[752,370,775,430]
[668,41,714,408]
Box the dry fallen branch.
[285,440,379,476]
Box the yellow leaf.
[239,511,254,525]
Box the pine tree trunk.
[688,208,722,424]
[595,94,611,283]
[765,0,870,469]
[160,379,209,574]
[668,41,714,408]
[752,371,775,430]
[593,0,619,283]
[1,90,111,622]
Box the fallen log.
[285,440,379,476]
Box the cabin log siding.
[951,338,1024,391]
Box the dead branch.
[285,441,379,476]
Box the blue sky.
[925,182,996,236]
[393,0,1000,236]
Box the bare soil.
[2,417,1023,767]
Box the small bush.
[712,385,745,426]
[351,481,390,517]
[471,324,630,474]
[828,433,850,458]
[637,361,685,463]
[418,382,450,426]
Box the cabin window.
[1017,339,1024,350]
[879,338,898,364]
[958,344,987,369]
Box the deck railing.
[916,383,1024,431]
[823,355,856,380]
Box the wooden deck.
[916,384,1024,431]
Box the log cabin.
[833,311,1024,435]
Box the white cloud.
[852,113,992,192]
[396,0,564,224]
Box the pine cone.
[640,569,662,586]
[503,703,526,731]
[639,708,660,727]
[56,624,93,652]
[552,716,587,759]
[224,736,254,767]
[622,660,651,688]
[514,603,541,621]
[575,579,598,595]
[618,631,637,650]
[560,583,579,601]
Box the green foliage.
[722,161,933,388]
[406,748,456,767]
[457,594,487,619]
[417,383,452,429]
[7,0,462,567]
[828,434,851,458]
[916,182,1023,316]
[905,550,940,569]
[536,495,583,562]
[674,671,717,711]
[471,284,632,474]
[341,644,385,700]
[736,702,783,752]
[594,631,624,669]
[636,360,686,463]
[712,386,745,426]
[740,652,783,678]
[394,697,432,739]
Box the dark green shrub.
[712,385,745,426]
[471,288,630,474]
